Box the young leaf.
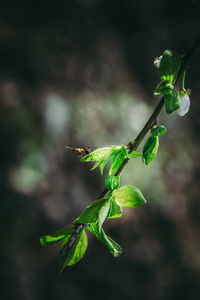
[67,229,88,266]
[159,50,180,83]
[127,151,141,159]
[97,199,110,231]
[121,144,128,158]
[154,80,174,95]
[40,235,65,246]
[107,197,122,219]
[40,227,75,247]
[142,136,159,165]
[105,175,120,191]
[88,223,122,257]
[151,125,167,137]
[59,229,88,272]
[164,89,180,114]
[91,151,116,175]
[81,146,121,175]
[59,236,71,253]
[80,147,112,162]
[74,198,110,225]
[113,185,146,208]
[109,151,125,175]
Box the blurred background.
[1,0,200,299]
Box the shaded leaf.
[105,175,120,190]
[107,197,122,219]
[159,50,180,83]
[151,125,167,137]
[59,236,71,253]
[142,136,159,165]
[164,89,180,114]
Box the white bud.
[154,56,162,68]
[177,94,190,117]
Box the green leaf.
[121,144,128,158]
[109,151,125,175]
[127,151,142,159]
[59,229,88,272]
[91,151,116,175]
[154,80,174,95]
[88,223,122,257]
[40,235,65,246]
[80,147,113,162]
[159,50,180,83]
[67,229,88,266]
[107,197,122,219]
[113,185,146,208]
[105,175,120,191]
[74,198,110,225]
[97,199,110,231]
[151,125,167,137]
[164,89,180,114]
[142,136,159,165]
[81,146,122,175]
[40,227,75,247]
[59,236,71,253]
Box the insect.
[65,146,95,156]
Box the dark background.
[1,0,200,299]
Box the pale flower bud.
[154,56,162,68]
[177,94,190,117]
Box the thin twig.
[63,35,200,263]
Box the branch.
[63,35,200,261]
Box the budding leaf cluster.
[154,49,191,117]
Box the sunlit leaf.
[80,147,113,162]
[127,151,141,159]
[74,198,110,225]
[154,80,174,95]
[97,199,110,231]
[113,185,146,208]
[91,151,116,175]
[121,144,128,158]
[67,229,88,266]
[81,146,123,175]
[109,151,125,175]
[59,229,88,272]
[40,227,75,247]
[88,223,122,257]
